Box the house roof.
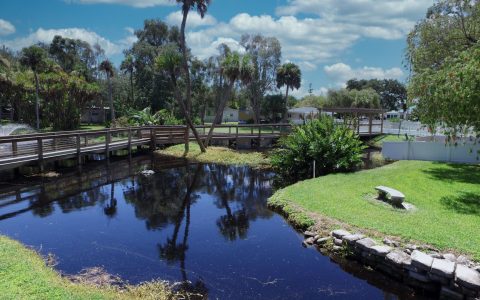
[288,107,319,114]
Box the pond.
[0,155,428,299]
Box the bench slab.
[375,186,405,205]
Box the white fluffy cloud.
[324,63,404,87]
[0,19,15,36]
[0,27,136,56]
[186,13,360,69]
[277,0,432,39]
[67,0,172,8]
[166,11,217,28]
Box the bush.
[111,116,130,128]
[270,117,365,182]
[127,108,182,126]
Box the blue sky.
[0,0,434,97]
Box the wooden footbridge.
[0,114,384,171]
[0,124,291,171]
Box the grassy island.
[157,142,271,168]
[269,160,480,260]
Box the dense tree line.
[0,0,301,139]
[406,0,480,139]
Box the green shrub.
[270,117,365,182]
[127,108,182,126]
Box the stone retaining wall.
[304,229,480,299]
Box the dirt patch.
[66,267,124,287]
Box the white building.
[287,107,319,125]
[385,110,401,120]
[205,107,239,123]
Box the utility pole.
[309,83,313,96]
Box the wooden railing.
[194,123,292,138]
[0,121,382,171]
[0,124,293,171]
[0,126,188,169]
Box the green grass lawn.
[366,134,411,148]
[0,235,178,299]
[269,161,480,259]
[79,124,106,131]
[0,235,117,300]
[158,142,270,168]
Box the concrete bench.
[375,186,405,206]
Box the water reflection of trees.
[124,163,273,298]
[0,158,274,298]
[207,165,274,241]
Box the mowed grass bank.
[0,235,177,300]
[366,134,409,148]
[158,142,270,168]
[269,161,480,259]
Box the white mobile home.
[287,107,319,125]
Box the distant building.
[287,107,319,125]
[81,106,109,124]
[205,107,239,123]
[384,111,400,120]
[0,105,13,121]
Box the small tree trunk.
[34,72,40,130]
[177,4,206,152]
[108,76,115,125]
[180,7,193,117]
[130,72,135,106]
[282,85,290,123]
[205,80,234,146]
[171,79,206,153]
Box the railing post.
[53,133,57,151]
[12,141,17,156]
[150,128,156,151]
[368,115,373,135]
[356,114,360,135]
[127,128,132,156]
[235,126,239,149]
[105,131,110,158]
[381,114,384,134]
[258,126,261,150]
[184,126,189,153]
[76,134,81,165]
[37,137,44,172]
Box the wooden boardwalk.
[0,121,383,171]
[0,124,290,171]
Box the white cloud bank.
[324,63,404,87]
[0,27,137,56]
[276,0,432,40]
[67,0,172,8]
[0,19,15,36]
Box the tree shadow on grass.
[440,192,480,215]
[423,163,480,185]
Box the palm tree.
[175,0,211,153]
[0,55,12,85]
[205,52,253,145]
[276,62,301,123]
[155,45,206,152]
[0,55,10,70]
[120,54,135,106]
[99,60,115,124]
[19,46,47,129]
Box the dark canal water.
[0,155,426,299]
